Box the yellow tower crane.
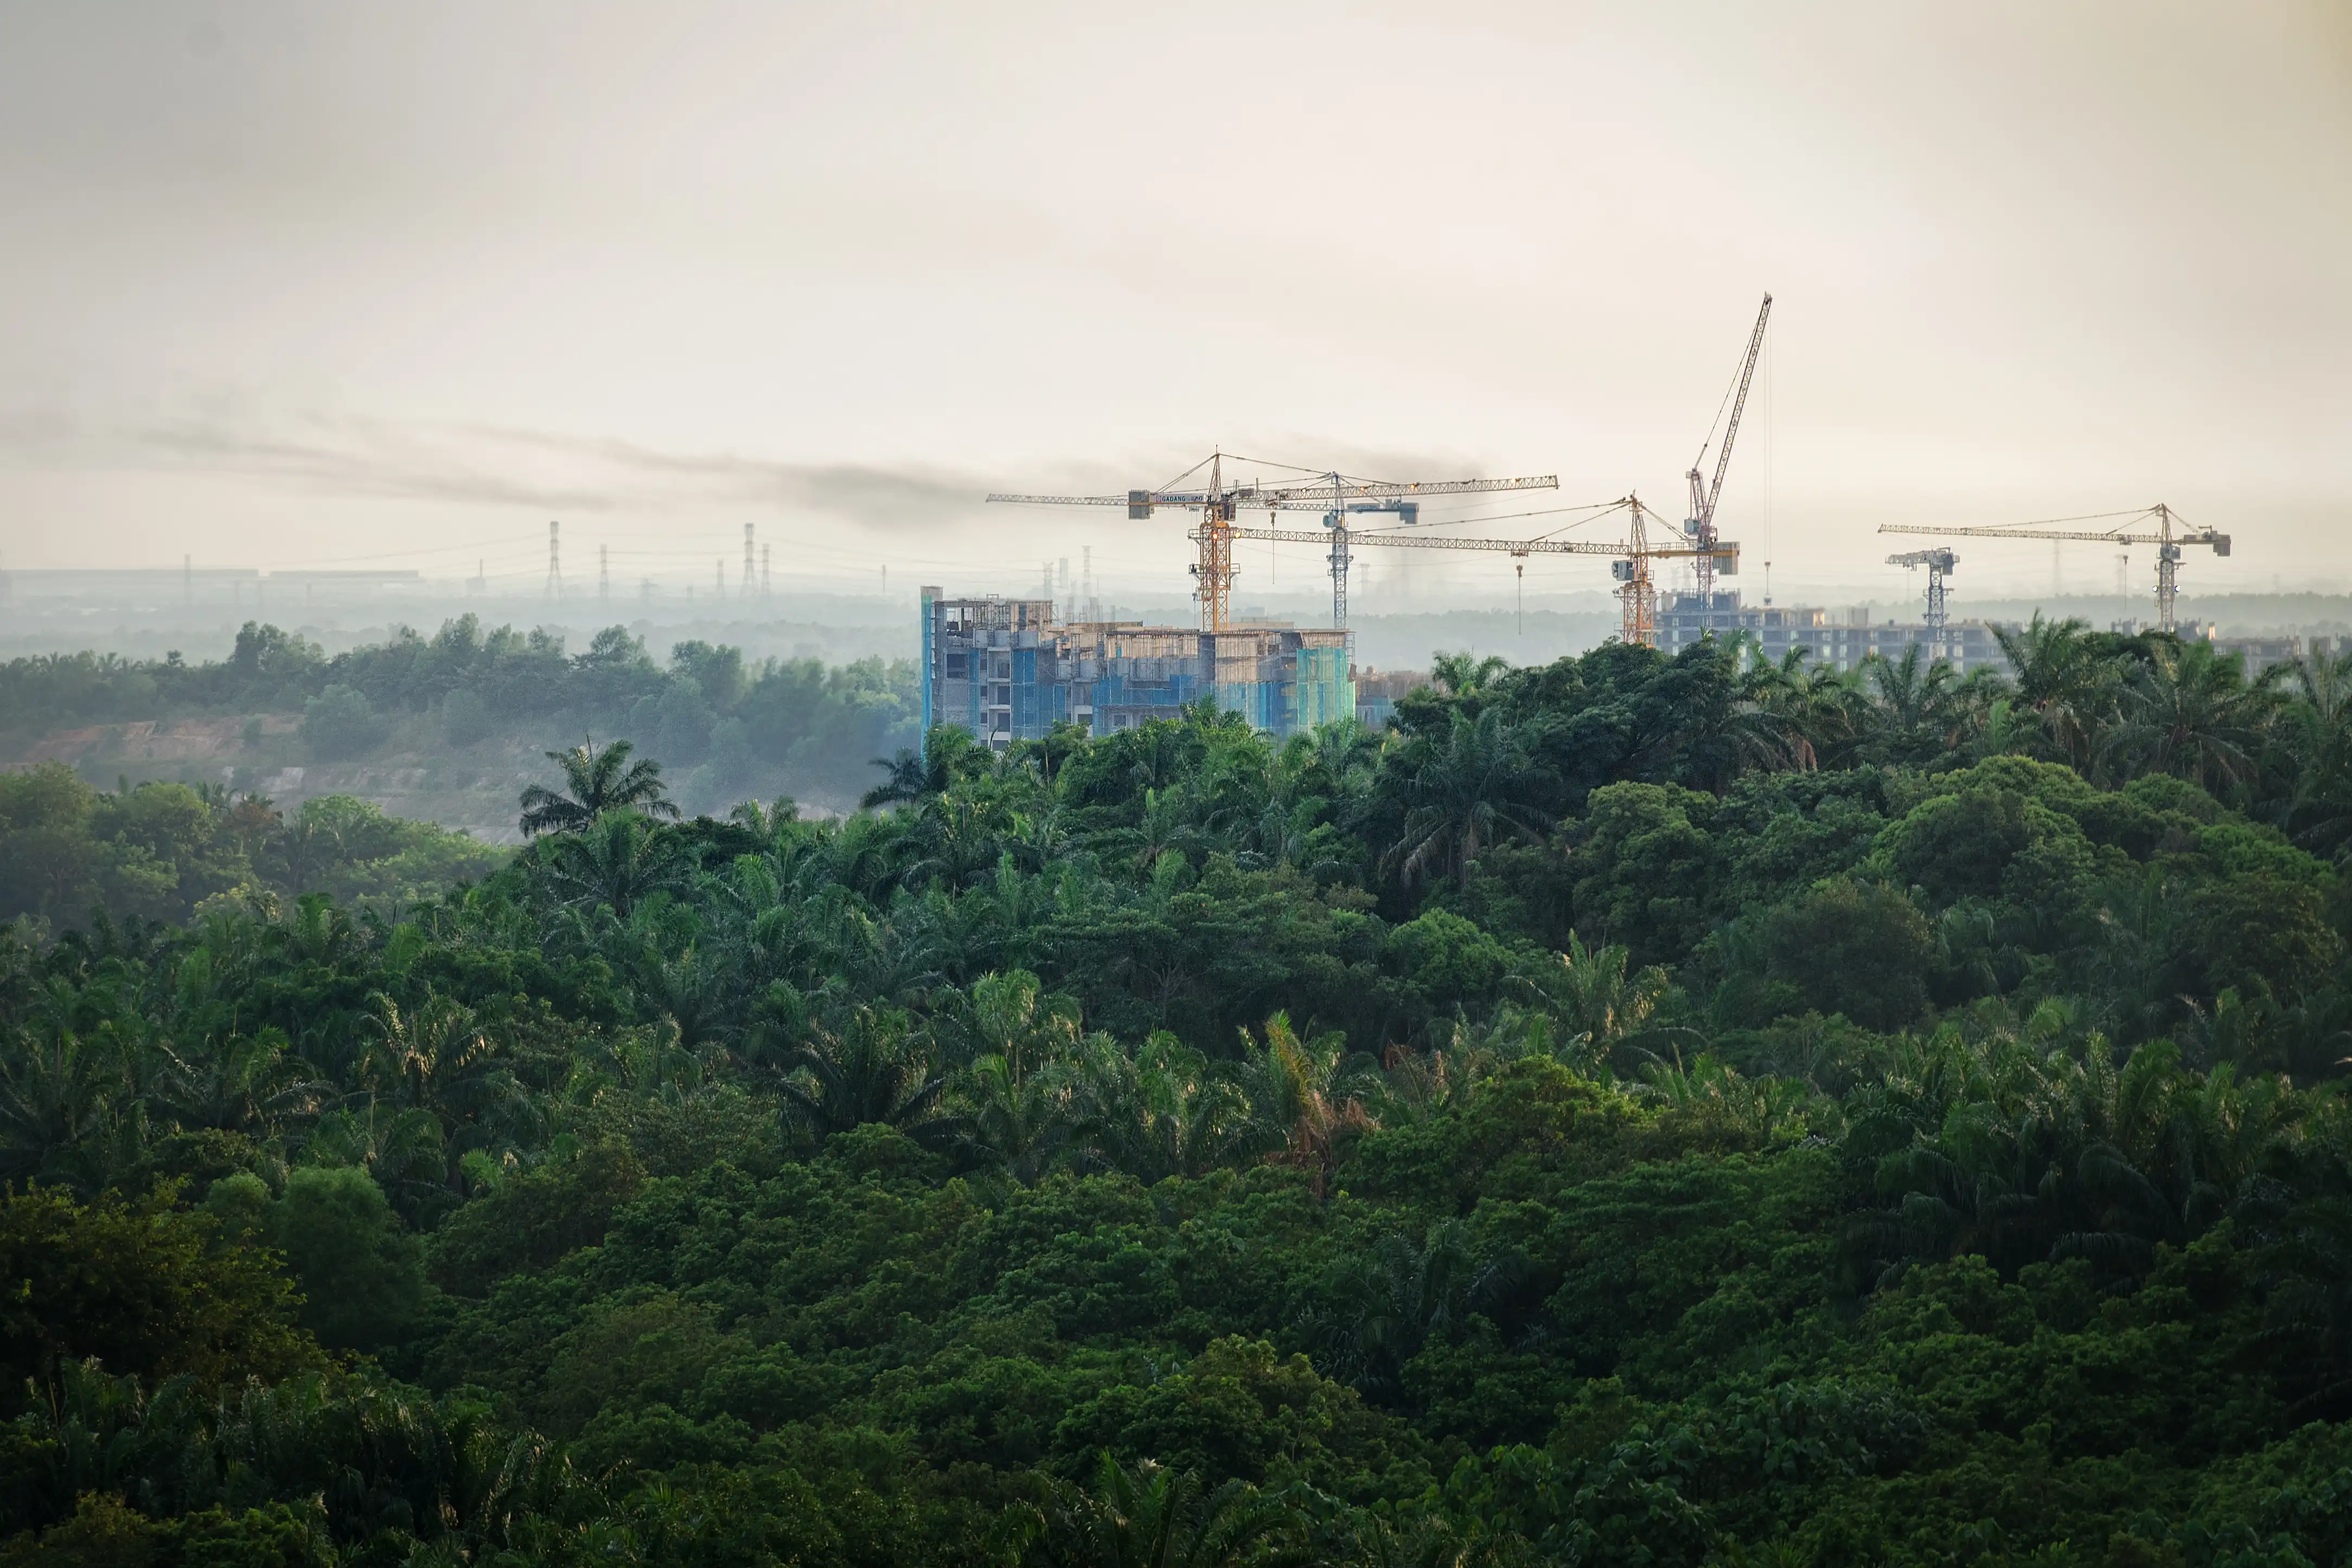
[1221,493,1728,648]
[988,453,1558,631]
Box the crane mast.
[1886,548,1958,641]
[989,455,1558,631]
[1880,505,2228,633]
[1619,496,1659,648]
[1684,294,1772,613]
[1223,491,1729,648]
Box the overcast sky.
[1,1,2347,607]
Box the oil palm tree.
[1070,1034,1256,1182]
[2098,638,2273,792]
[267,812,346,895]
[1241,1013,1376,1198]
[1431,651,1512,699]
[518,737,678,837]
[357,991,497,1124]
[957,1050,1077,1182]
[152,1026,329,1145]
[770,1006,956,1147]
[1128,787,1203,875]
[1383,708,1554,890]
[862,725,987,810]
[541,810,687,920]
[1031,1455,1309,1568]
[1544,931,1669,1048]
[0,1018,138,1192]
[1747,648,1864,770]
[2276,645,2352,862]
[1864,643,1968,767]
[1991,613,2121,772]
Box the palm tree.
[1302,717,1384,796]
[153,1026,329,1145]
[862,726,987,810]
[1672,633,1813,789]
[1991,613,2120,772]
[1430,651,1511,699]
[1383,709,1553,889]
[2278,645,2352,862]
[1544,931,1668,1047]
[519,738,679,837]
[967,968,1081,1081]
[1863,643,1968,767]
[357,991,496,1124]
[1070,1034,1256,1182]
[1242,1013,1376,1198]
[0,1018,137,1193]
[957,1051,1076,1182]
[2098,638,2273,792]
[1128,787,1202,875]
[541,810,687,920]
[1030,1455,1309,1568]
[267,812,346,895]
[770,1006,956,1147]
[1743,648,1858,770]
[727,796,800,840]
[899,793,1013,891]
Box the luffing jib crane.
[1683,294,1772,610]
[1878,505,2228,633]
[988,452,1558,631]
[1886,548,1958,638]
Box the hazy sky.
[1,1,2347,607]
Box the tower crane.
[1684,294,1772,612]
[988,452,1557,631]
[1223,494,1727,648]
[1878,505,2228,633]
[1886,548,1958,642]
[1319,497,1418,629]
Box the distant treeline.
[0,770,503,926]
[0,618,921,810]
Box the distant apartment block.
[921,591,1354,748]
[1657,593,2009,675]
[1355,668,1431,730]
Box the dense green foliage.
[8,624,2352,1566]
[0,768,504,926]
[0,617,919,810]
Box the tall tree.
[1383,709,1554,890]
[517,738,679,837]
[2099,639,2273,792]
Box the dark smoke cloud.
[0,408,1001,527]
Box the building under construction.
[1656,592,2008,674]
[921,590,1353,747]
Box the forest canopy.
[0,617,920,814]
[5,622,2352,1567]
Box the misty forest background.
[0,615,922,852]
[11,614,2352,1564]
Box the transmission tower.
[762,545,772,601]
[743,524,756,601]
[599,545,610,602]
[546,521,562,599]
